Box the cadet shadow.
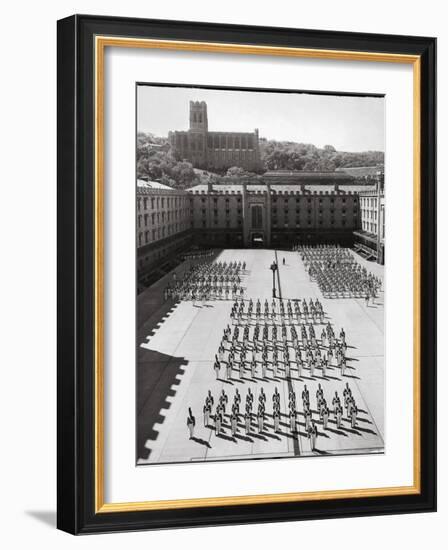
[326,427,348,436]
[261,431,281,440]
[235,433,254,443]
[216,432,236,442]
[357,417,373,424]
[344,374,361,380]
[191,436,212,448]
[341,426,363,436]
[313,449,330,455]
[354,425,377,435]
[251,432,268,441]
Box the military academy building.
[168,101,261,172]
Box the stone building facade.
[137,180,192,290]
[354,183,385,264]
[168,101,261,172]
[187,181,367,249]
[136,172,383,292]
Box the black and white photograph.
[136,85,385,465]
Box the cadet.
[203,401,211,427]
[304,405,312,432]
[351,404,358,428]
[206,389,214,410]
[219,389,228,415]
[244,411,251,435]
[187,407,196,439]
[308,420,318,452]
[332,391,341,412]
[335,403,343,429]
[215,410,223,436]
[302,384,310,404]
[239,358,245,379]
[259,387,266,407]
[321,356,328,378]
[213,358,220,379]
[226,359,232,381]
[257,409,264,433]
[322,403,330,430]
[250,356,256,379]
[230,411,238,437]
[289,409,297,433]
[273,410,281,433]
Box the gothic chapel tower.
[189,100,208,132]
[186,101,208,168]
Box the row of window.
[361,209,378,220]
[138,210,190,228]
[138,221,186,246]
[137,196,189,211]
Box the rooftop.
[336,166,384,177]
[137,179,174,191]
[263,170,355,180]
[186,183,376,195]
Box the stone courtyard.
[137,248,384,465]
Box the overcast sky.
[137,85,384,152]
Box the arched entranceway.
[251,232,264,247]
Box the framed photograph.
[57,14,436,534]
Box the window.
[251,205,263,229]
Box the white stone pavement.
[137,248,384,465]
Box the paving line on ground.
[274,249,302,457]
